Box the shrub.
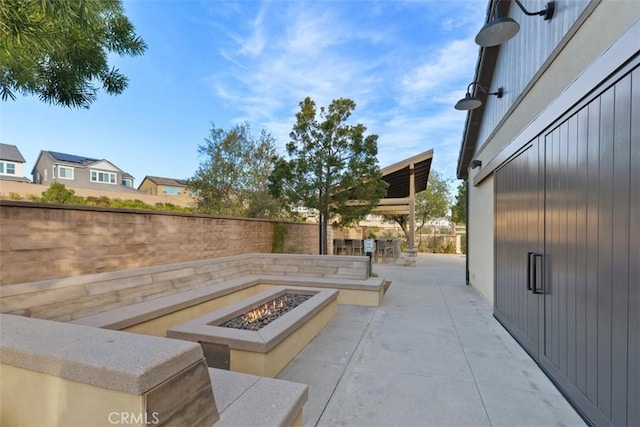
[41,183,86,205]
[434,240,456,254]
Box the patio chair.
[392,239,401,261]
[334,239,348,255]
[375,239,393,263]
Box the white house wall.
[0,162,25,179]
[468,171,495,306]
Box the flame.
[242,296,287,323]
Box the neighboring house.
[138,176,188,196]
[0,143,30,182]
[456,1,638,425]
[31,151,137,192]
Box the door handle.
[527,252,535,291]
[532,253,543,294]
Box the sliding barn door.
[494,58,639,426]
[494,139,543,359]
[539,61,639,427]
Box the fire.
[242,295,288,323]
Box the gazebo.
[372,149,433,252]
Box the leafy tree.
[188,122,283,218]
[451,181,467,225]
[383,170,451,244]
[269,97,388,254]
[0,0,147,108]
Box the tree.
[0,0,146,108]
[450,181,467,225]
[269,97,388,254]
[383,170,451,243]
[188,122,284,218]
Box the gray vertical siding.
[476,0,590,151]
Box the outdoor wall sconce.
[470,160,483,169]
[454,82,504,111]
[475,0,556,47]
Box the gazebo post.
[403,164,418,266]
[408,164,415,250]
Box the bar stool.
[376,239,392,263]
[352,239,363,256]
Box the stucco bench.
[69,275,266,330]
[0,314,308,427]
[69,273,384,334]
[210,368,307,427]
[1,254,380,324]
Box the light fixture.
[454,82,504,111]
[470,160,483,169]
[475,0,556,47]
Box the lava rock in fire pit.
[221,294,312,331]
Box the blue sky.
[1,0,487,187]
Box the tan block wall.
[0,201,319,286]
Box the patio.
[277,253,586,426]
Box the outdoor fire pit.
[167,286,338,377]
[221,293,313,331]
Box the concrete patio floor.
[277,253,586,427]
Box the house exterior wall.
[468,1,640,303]
[475,1,639,165]
[464,2,639,424]
[32,153,54,184]
[138,179,157,195]
[33,153,138,193]
[467,171,494,305]
[475,0,591,151]
[0,161,25,180]
[0,201,319,286]
[138,180,193,204]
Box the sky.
[1,0,488,188]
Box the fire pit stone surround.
[167,286,338,377]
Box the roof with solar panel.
[48,151,100,165]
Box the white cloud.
[207,1,483,179]
[212,4,387,125]
[399,38,478,105]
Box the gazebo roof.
[372,149,433,214]
[380,149,433,198]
